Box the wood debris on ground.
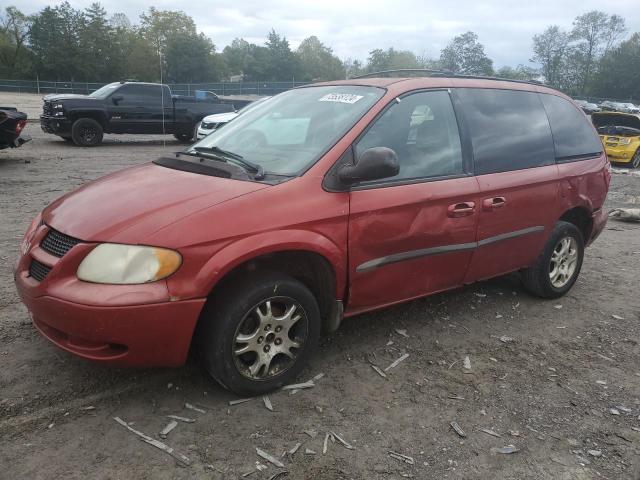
[184,402,206,414]
[385,353,409,371]
[450,421,467,438]
[159,420,178,439]
[388,451,415,465]
[166,415,195,423]
[113,416,191,465]
[256,447,285,468]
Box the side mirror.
[111,95,124,105]
[338,147,399,185]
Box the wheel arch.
[558,206,592,243]
[69,110,108,129]
[191,230,347,331]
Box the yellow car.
[592,112,640,168]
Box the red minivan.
[15,74,610,394]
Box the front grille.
[29,259,51,282]
[41,228,80,258]
[43,101,52,116]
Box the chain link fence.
[0,79,312,96]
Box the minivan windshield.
[89,82,120,99]
[189,86,384,176]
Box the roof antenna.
[159,48,166,149]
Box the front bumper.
[40,115,72,136]
[196,126,214,140]
[14,224,206,367]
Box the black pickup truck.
[40,82,236,146]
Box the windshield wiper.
[192,146,265,180]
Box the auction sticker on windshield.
[319,93,364,104]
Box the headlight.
[77,244,182,284]
[618,138,631,145]
[53,104,63,110]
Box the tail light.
[15,119,26,135]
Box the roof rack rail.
[352,69,545,87]
[353,69,452,79]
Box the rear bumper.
[588,208,607,246]
[15,271,205,367]
[40,115,72,136]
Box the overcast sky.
[22,0,640,67]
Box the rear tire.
[197,271,321,395]
[521,221,584,299]
[71,118,103,146]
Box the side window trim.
[348,88,472,190]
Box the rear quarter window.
[455,88,555,175]
[539,94,603,161]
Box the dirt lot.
[1,118,640,479]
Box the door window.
[355,90,464,182]
[115,85,166,106]
[455,88,555,175]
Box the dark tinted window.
[456,88,555,175]
[539,93,603,161]
[117,85,167,105]
[355,90,464,181]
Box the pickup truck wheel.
[197,271,320,395]
[174,132,193,143]
[71,118,103,146]
[521,221,584,299]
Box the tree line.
[0,3,637,100]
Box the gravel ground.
[1,118,639,479]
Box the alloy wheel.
[549,236,578,288]
[232,297,308,380]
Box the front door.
[346,90,480,314]
[108,84,169,134]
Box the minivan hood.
[592,112,640,130]
[43,162,268,243]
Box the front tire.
[71,118,103,146]
[521,221,584,299]
[197,271,321,395]
[631,149,640,169]
[174,131,193,143]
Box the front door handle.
[482,197,506,211]
[447,201,476,218]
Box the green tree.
[343,58,364,78]
[0,6,32,77]
[296,36,344,81]
[165,32,221,82]
[366,47,425,72]
[222,38,253,77]
[495,64,538,80]
[264,29,299,80]
[29,2,85,79]
[139,8,196,54]
[591,32,640,100]
[78,3,122,81]
[571,11,626,93]
[531,26,569,86]
[439,31,493,75]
